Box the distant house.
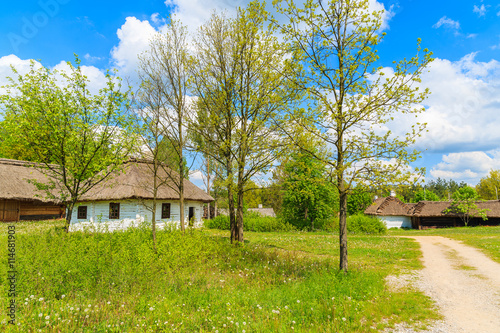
[365,195,500,229]
[0,159,65,222]
[364,196,413,228]
[70,159,214,231]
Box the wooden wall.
[0,199,65,222]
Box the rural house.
[0,158,65,222]
[365,195,500,229]
[69,159,214,231]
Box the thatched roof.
[364,196,411,216]
[78,159,214,203]
[0,158,62,203]
[365,196,500,218]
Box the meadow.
[0,219,445,332]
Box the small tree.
[273,0,433,271]
[137,19,192,232]
[476,169,500,200]
[0,58,136,232]
[281,147,338,230]
[346,189,372,215]
[445,186,489,226]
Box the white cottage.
[69,160,213,232]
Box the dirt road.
[394,236,500,333]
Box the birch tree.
[273,0,433,271]
[190,2,300,243]
[137,20,191,231]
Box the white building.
[69,160,213,232]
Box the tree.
[445,186,488,226]
[190,2,299,243]
[476,169,500,200]
[346,189,372,215]
[426,178,467,200]
[0,58,136,232]
[281,148,338,230]
[137,19,192,232]
[274,0,433,271]
[414,189,439,202]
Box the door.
[1,200,20,222]
[188,207,195,226]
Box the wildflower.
[342,317,346,321]
[61,295,66,299]
[30,295,34,299]
[149,307,154,311]
[107,301,111,305]
[38,313,43,318]
[70,307,74,311]
[243,322,246,325]
[39,298,44,302]
[24,302,28,305]
[297,300,300,303]
[45,321,49,325]
[223,324,226,327]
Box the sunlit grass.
[0,221,439,332]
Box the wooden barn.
[0,159,65,222]
[365,195,500,229]
[70,159,214,231]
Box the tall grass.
[0,220,437,332]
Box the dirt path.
[395,236,500,333]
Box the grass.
[388,226,500,264]
[0,220,440,332]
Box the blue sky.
[1,0,500,188]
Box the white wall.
[378,215,412,229]
[69,200,204,232]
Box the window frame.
[161,203,171,219]
[77,206,87,220]
[109,202,120,219]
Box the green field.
[9,220,498,331]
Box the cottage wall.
[378,215,412,229]
[69,200,204,232]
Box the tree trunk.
[228,184,236,243]
[236,185,244,244]
[339,188,348,272]
[152,162,158,252]
[65,202,74,233]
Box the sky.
[1,0,500,189]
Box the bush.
[204,211,295,232]
[204,215,230,230]
[347,214,387,234]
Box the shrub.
[204,211,295,232]
[346,214,387,234]
[204,215,230,230]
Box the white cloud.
[0,54,109,97]
[433,16,460,30]
[430,150,500,183]
[466,33,478,39]
[110,17,158,80]
[84,53,103,63]
[473,4,487,17]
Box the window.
[77,206,87,219]
[109,203,120,219]
[161,203,171,219]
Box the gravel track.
[389,236,500,333]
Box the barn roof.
[365,196,500,218]
[0,158,63,203]
[78,159,214,203]
[364,196,411,216]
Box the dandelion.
[342,317,346,321]
[45,321,49,325]
[86,315,89,318]
[285,305,288,309]
[149,307,154,311]
[24,302,28,305]
[70,307,74,311]
[331,297,335,300]
[311,308,314,311]
[223,324,226,327]
[38,313,43,318]
[243,322,246,325]
[30,295,34,299]
[107,301,111,305]
[61,295,66,299]
[39,298,44,302]
[297,300,300,303]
